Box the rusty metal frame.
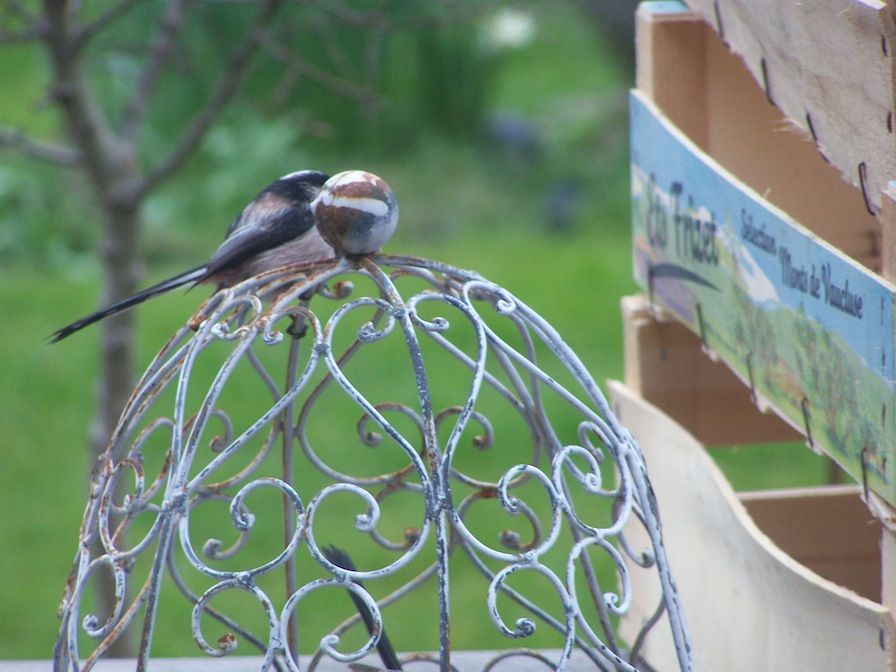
[55,253,692,672]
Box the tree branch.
[120,0,195,141]
[1,0,38,24]
[138,0,286,199]
[76,0,144,46]
[0,26,45,42]
[260,30,378,107]
[40,0,128,198]
[310,0,482,30]
[0,0,45,42]
[0,125,81,165]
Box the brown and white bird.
[50,170,333,342]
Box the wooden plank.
[680,0,896,214]
[867,492,896,628]
[635,2,708,148]
[622,294,801,445]
[2,650,599,672]
[636,1,881,271]
[882,182,896,282]
[701,21,883,272]
[630,84,896,504]
[882,524,896,653]
[739,485,881,602]
[609,380,894,671]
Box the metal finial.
[312,171,399,255]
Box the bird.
[50,170,334,343]
[321,545,402,671]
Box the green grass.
[709,442,838,492]
[2,216,639,658]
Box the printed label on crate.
[630,90,896,501]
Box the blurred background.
[0,0,830,659]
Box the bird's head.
[268,170,330,202]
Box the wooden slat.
[681,0,896,214]
[882,182,896,282]
[630,68,896,503]
[883,526,896,647]
[867,492,896,627]
[636,1,881,270]
[610,380,894,671]
[739,485,881,602]
[635,3,708,148]
[2,650,598,672]
[622,294,801,446]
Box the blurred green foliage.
[0,1,631,270]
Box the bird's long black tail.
[321,545,402,671]
[49,265,208,343]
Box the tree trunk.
[40,2,145,655]
[89,199,143,657]
[33,0,287,655]
[89,202,142,456]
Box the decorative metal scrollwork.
[55,252,692,672]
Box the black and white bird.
[50,170,333,343]
[50,169,401,343]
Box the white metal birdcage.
[54,246,691,672]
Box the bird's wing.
[201,201,316,281]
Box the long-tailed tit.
[50,170,333,342]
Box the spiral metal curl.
[55,253,691,672]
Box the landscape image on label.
[630,93,895,497]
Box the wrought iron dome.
[55,172,692,672]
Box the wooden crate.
[622,2,896,668]
[611,377,893,671]
[630,0,896,504]
[682,0,896,215]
